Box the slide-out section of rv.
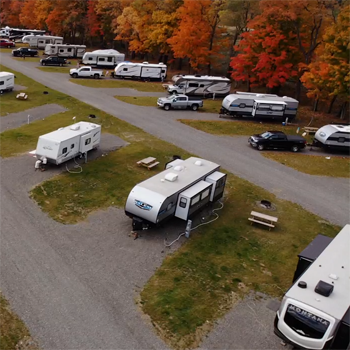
[82,49,125,67]
[113,62,167,81]
[313,124,350,151]
[45,44,86,58]
[22,35,63,49]
[274,224,350,350]
[221,93,299,120]
[35,122,101,165]
[125,157,226,230]
[0,72,15,92]
[167,75,231,97]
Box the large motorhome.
[125,157,227,230]
[113,62,167,81]
[167,75,231,97]
[1,26,46,40]
[44,44,86,58]
[35,122,101,165]
[313,124,350,151]
[274,224,350,350]
[221,93,299,120]
[22,35,63,49]
[82,49,125,67]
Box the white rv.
[275,224,350,350]
[125,157,227,230]
[22,35,63,49]
[167,75,231,97]
[45,44,86,58]
[313,124,350,151]
[113,62,167,81]
[221,93,298,119]
[0,72,15,92]
[82,49,125,67]
[35,122,101,165]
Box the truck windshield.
[284,304,330,339]
[261,132,272,138]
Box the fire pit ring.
[260,200,272,209]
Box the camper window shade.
[201,189,210,199]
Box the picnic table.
[16,92,28,100]
[248,211,278,230]
[137,156,160,170]
[303,126,319,135]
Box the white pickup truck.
[69,66,104,79]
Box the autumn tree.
[34,0,53,31]
[301,4,350,116]
[20,0,39,29]
[168,0,229,74]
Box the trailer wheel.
[291,145,300,152]
[192,104,199,111]
[257,144,264,151]
[164,104,171,111]
[72,73,78,78]
[94,74,99,79]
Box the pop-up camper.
[113,62,167,81]
[313,124,350,151]
[0,72,15,92]
[125,157,226,229]
[82,49,125,67]
[45,44,86,58]
[34,122,101,165]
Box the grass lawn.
[263,153,350,177]
[0,65,341,349]
[0,293,38,350]
[70,78,166,92]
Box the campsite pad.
[14,84,28,91]
[0,104,67,132]
[88,133,129,160]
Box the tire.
[192,104,199,111]
[172,91,177,95]
[291,145,300,152]
[72,73,78,78]
[42,62,45,66]
[164,104,171,111]
[7,45,11,48]
[94,74,99,79]
[257,144,264,151]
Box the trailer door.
[80,133,93,153]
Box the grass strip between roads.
[0,65,341,349]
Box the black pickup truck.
[249,131,307,152]
[12,47,38,57]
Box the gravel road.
[0,53,348,350]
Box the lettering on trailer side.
[135,200,153,211]
[288,304,330,327]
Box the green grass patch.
[263,153,350,177]
[0,293,38,350]
[70,78,166,92]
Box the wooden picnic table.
[249,211,278,230]
[137,157,160,170]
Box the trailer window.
[62,147,67,154]
[161,70,165,73]
[88,57,93,61]
[179,197,187,208]
[0,81,4,86]
[59,49,64,53]
[284,304,330,339]
[85,138,91,145]
[201,189,210,199]
[98,57,105,62]
[188,83,199,88]
[199,84,205,87]
[71,144,74,149]
[107,57,113,62]
[191,195,200,206]
[67,48,72,52]
[123,68,128,71]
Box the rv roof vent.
[173,165,184,172]
[70,125,80,131]
[298,281,307,289]
[195,74,201,77]
[165,173,178,182]
[143,61,149,64]
[329,273,338,280]
[159,62,163,65]
[194,160,202,166]
[315,280,334,297]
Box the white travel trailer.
[221,93,298,120]
[274,224,350,350]
[0,72,15,92]
[22,35,63,49]
[45,44,86,58]
[167,75,231,97]
[82,49,125,67]
[313,124,350,151]
[125,157,227,230]
[113,62,167,81]
[34,122,101,165]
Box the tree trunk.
[338,101,348,119]
[295,78,302,101]
[247,77,251,92]
[313,98,319,112]
[327,95,337,114]
[177,58,182,70]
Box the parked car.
[248,131,307,152]
[0,39,15,48]
[12,47,38,57]
[69,66,104,79]
[40,56,67,66]
[157,94,203,111]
